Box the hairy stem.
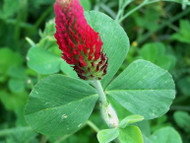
[138,7,190,43]
[118,0,148,23]
[118,0,190,23]
[86,120,100,132]
[92,80,119,128]
[34,6,53,29]
[115,0,133,21]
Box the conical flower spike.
[54,0,108,80]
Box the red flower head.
[54,0,108,80]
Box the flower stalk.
[92,80,119,128]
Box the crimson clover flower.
[54,0,108,80]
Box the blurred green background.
[0,0,190,143]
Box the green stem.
[100,3,116,18]
[170,106,190,111]
[34,6,53,29]
[0,129,12,137]
[86,121,100,132]
[14,0,28,51]
[6,19,34,29]
[40,135,47,143]
[147,0,190,5]
[115,0,123,21]
[92,80,119,128]
[94,0,101,11]
[118,0,190,23]
[138,7,190,43]
[173,96,190,105]
[118,0,148,23]
[25,37,36,47]
[93,80,108,106]
[115,0,133,21]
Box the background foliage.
[0,0,190,142]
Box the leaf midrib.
[25,94,98,116]
[106,89,175,93]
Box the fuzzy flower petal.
[54,0,108,80]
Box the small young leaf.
[8,66,26,79]
[143,135,152,143]
[0,48,23,74]
[8,79,25,93]
[178,76,190,96]
[27,46,62,74]
[1,127,37,143]
[25,74,98,136]
[27,46,77,77]
[60,61,78,78]
[39,19,56,38]
[118,126,143,143]
[174,111,190,133]
[97,128,119,143]
[0,0,19,19]
[171,20,190,44]
[119,115,144,128]
[135,120,151,137]
[138,42,176,70]
[150,127,182,143]
[80,0,91,11]
[106,59,175,119]
[0,90,27,111]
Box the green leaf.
[174,111,190,133]
[97,128,119,143]
[150,127,182,143]
[119,115,144,128]
[171,20,190,44]
[60,61,78,78]
[139,42,176,70]
[139,43,165,61]
[80,0,91,11]
[178,76,190,96]
[0,127,37,143]
[0,90,27,111]
[85,11,130,88]
[135,120,151,137]
[171,33,190,44]
[108,96,132,121]
[8,79,25,93]
[143,135,152,143]
[27,46,77,77]
[134,6,160,32]
[118,126,143,143]
[27,46,62,74]
[39,19,56,38]
[106,59,175,119]
[8,66,26,79]
[25,74,98,136]
[0,0,19,19]
[0,48,23,74]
